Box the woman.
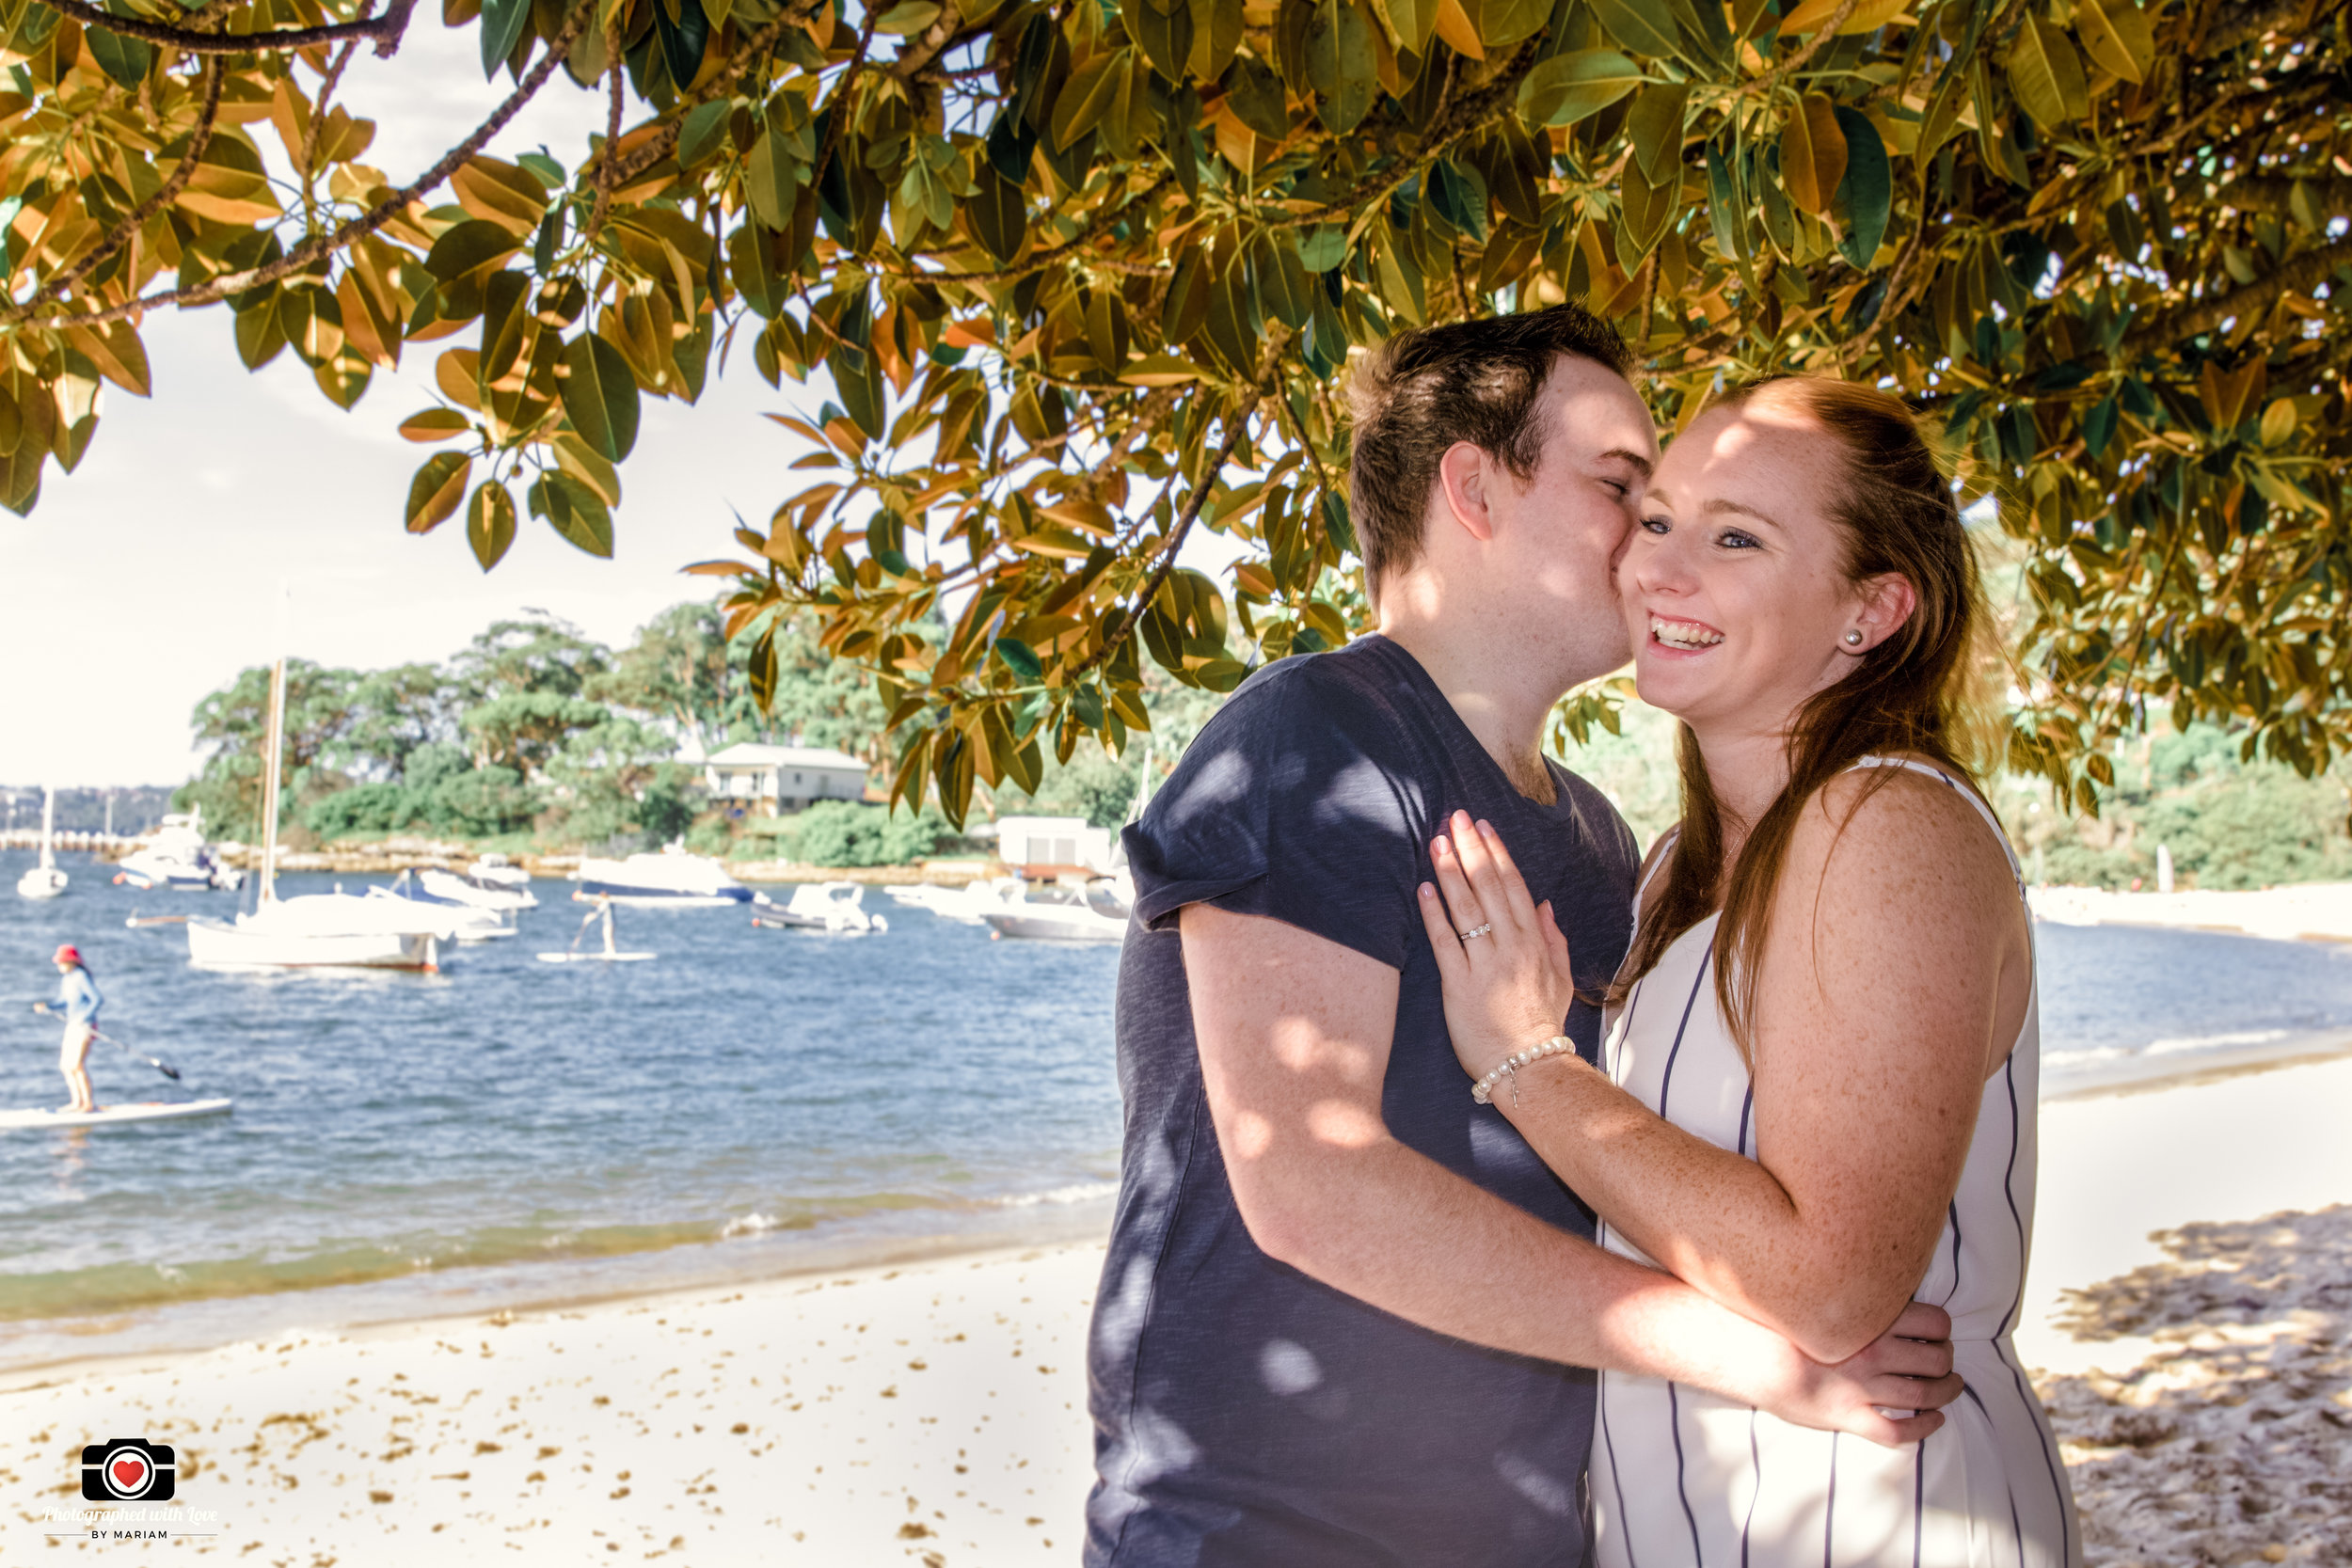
[1415,378,2079,1566]
[35,942,103,1113]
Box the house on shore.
[703,743,872,816]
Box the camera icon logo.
[81,1438,176,1502]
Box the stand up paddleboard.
[538,898,654,962]
[0,1099,232,1131]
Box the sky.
[3,24,1263,788]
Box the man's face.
[1473,356,1660,689]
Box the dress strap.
[1844,755,2023,887]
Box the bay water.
[5,848,2349,1370]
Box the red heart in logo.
[111,1456,147,1490]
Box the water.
[6,850,2351,1367]
[0,853,1121,1364]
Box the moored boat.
[183,657,449,973]
[115,809,244,892]
[15,785,67,900]
[751,881,889,934]
[978,875,1132,944]
[575,847,751,907]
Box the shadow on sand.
[2033,1205,2352,1566]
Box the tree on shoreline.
[4,1,2344,815]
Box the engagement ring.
[1459,923,1493,942]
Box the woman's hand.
[1416,809,1582,1086]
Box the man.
[1086,308,1960,1565]
[35,943,103,1113]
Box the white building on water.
[702,743,872,815]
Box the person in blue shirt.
[33,943,103,1113]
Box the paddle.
[93,1031,183,1082]
[31,1008,183,1082]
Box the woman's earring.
[1843,629,1865,647]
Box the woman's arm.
[1420,778,2030,1364]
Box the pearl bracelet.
[1470,1036,1580,1107]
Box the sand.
[2,1246,1104,1564]
[7,1057,2349,1565]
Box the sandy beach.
[6,1057,2348,1565]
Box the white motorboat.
[403,856,537,911]
[189,894,447,970]
[751,881,889,934]
[884,877,1026,925]
[370,878,513,942]
[574,847,751,907]
[16,785,67,900]
[183,659,448,973]
[979,875,1132,944]
[115,809,244,892]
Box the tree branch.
[19,0,595,330]
[586,24,625,245]
[2121,235,2352,356]
[4,56,222,321]
[602,0,834,188]
[36,0,421,57]
[1743,0,1859,93]
[299,11,373,220]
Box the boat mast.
[38,785,55,870]
[258,657,287,906]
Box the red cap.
[53,944,82,967]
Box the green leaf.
[1257,234,1316,327]
[1626,84,1689,184]
[993,636,1042,681]
[746,127,800,231]
[1831,106,1890,267]
[2083,394,2118,459]
[1224,54,1289,140]
[1587,0,1683,61]
[2008,14,2090,134]
[405,452,472,534]
[1517,49,1645,128]
[478,0,532,80]
[874,0,943,33]
[1471,0,1549,51]
[467,480,517,570]
[561,333,641,463]
[84,24,152,89]
[530,470,615,558]
[1051,52,1124,153]
[1296,226,1346,273]
[968,166,1028,262]
[2075,0,2153,85]
[1123,0,1196,82]
[1305,0,1376,135]
[425,219,523,285]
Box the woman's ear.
[1841,573,1918,656]
[1436,441,1496,544]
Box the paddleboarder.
[31,944,103,1114]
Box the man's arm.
[1183,902,1959,1446]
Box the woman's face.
[1617,400,1899,736]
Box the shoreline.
[7,1037,2341,1385]
[0,1196,1115,1385]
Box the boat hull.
[186,919,440,972]
[16,868,67,900]
[980,911,1127,943]
[575,882,751,908]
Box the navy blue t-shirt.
[1086,635,1642,1566]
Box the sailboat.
[184,658,455,972]
[15,785,67,900]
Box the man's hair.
[1343,306,1634,592]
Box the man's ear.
[1435,441,1496,544]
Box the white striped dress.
[1589,758,2082,1568]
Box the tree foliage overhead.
[3,0,2346,819]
